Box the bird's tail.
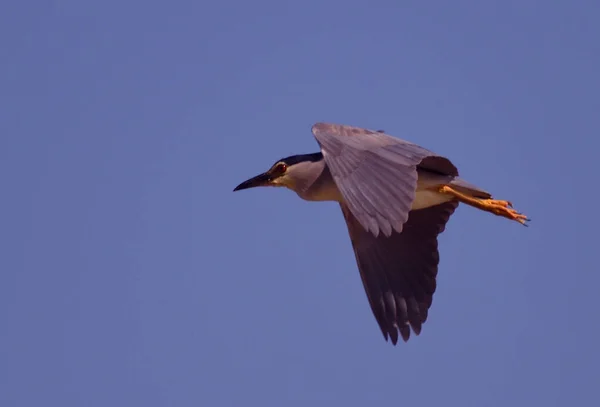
[449,177,492,199]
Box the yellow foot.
[483,199,512,208]
[481,200,529,226]
[438,186,530,226]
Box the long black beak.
[233,172,272,191]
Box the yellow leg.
[438,185,530,226]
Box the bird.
[233,122,529,345]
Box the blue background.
[1,1,598,406]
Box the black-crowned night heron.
[234,123,528,345]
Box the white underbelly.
[411,190,454,210]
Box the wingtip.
[399,325,411,343]
[311,122,331,135]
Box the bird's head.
[233,152,323,193]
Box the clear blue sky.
[1,1,598,406]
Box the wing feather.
[312,122,458,237]
[340,201,458,344]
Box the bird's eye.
[275,163,287,173]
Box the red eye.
[276,163,287,173]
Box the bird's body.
[281,154,478,210]
[234,122,528,345]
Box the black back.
[275,152,323,166]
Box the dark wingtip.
[399,325,411,342]
[389,328,399,345]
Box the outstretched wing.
[312,122,458,237]
[340,201,458,344]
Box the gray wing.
[340,200,458,344]
[312,122,458,237]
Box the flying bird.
[234,122,528,345]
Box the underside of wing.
[340,201,458,344]
[312,122,458,237]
